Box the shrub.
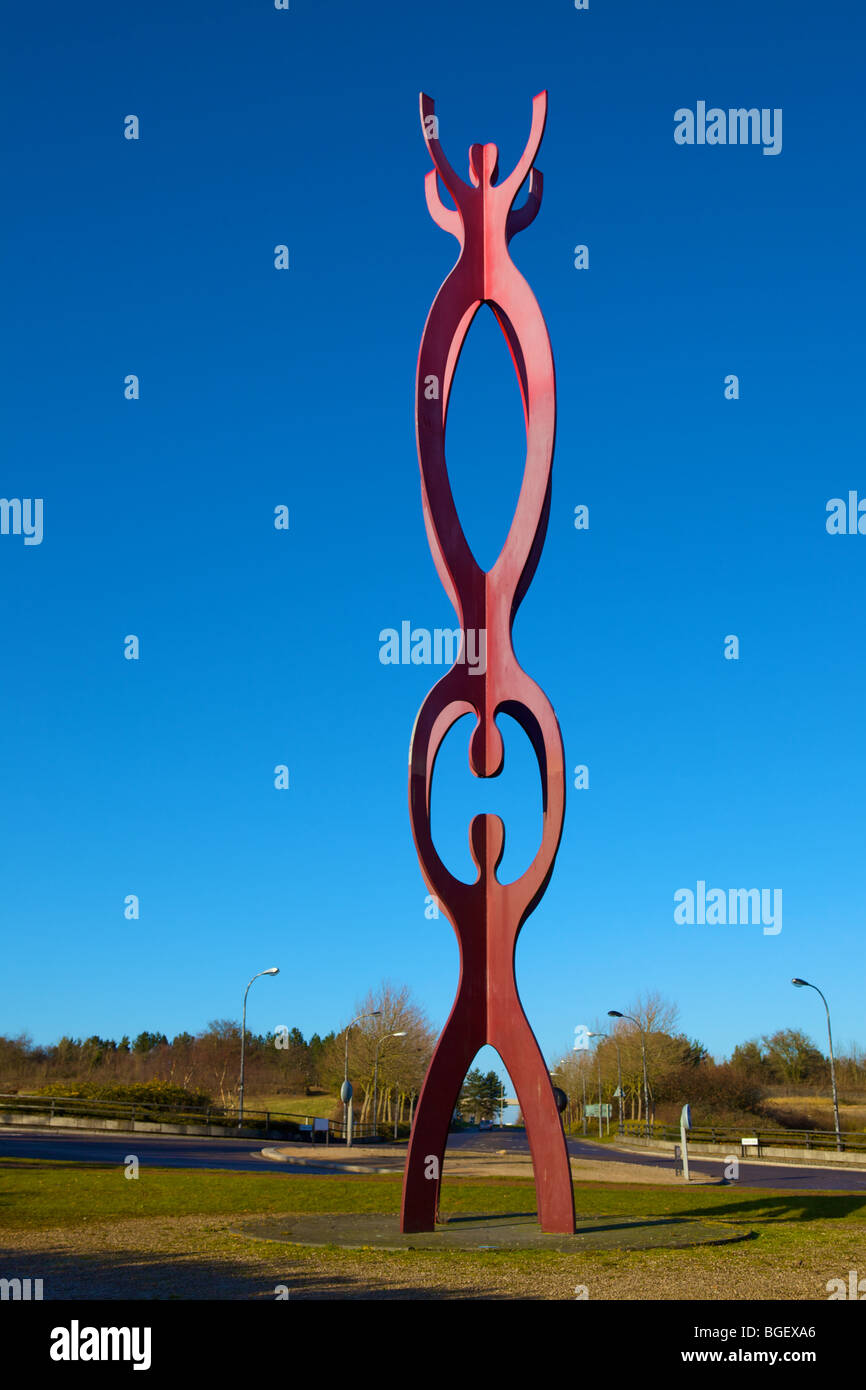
[28,1080,212,1109]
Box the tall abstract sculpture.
[401,91,575,1235]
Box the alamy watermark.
[50,1322,151,1370]
[674,103,782,156]
[0,498,43,545]
[1,1277,43,1300]
[379,622,487,675]
[826,1270,866,1299]
[826,492,866,534]
[674,880,782,935]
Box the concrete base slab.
[233,1211,754,1252]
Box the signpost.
[340,1079,353,1145]
[679,1102,692,1182]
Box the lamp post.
[238,967,279,1132]
[611,1036,624,1136]
[792,978,842,1151]
[373,1030,406,1140]
[589,1033,607,1138]
[394,1052,423,1142]
[608,1010,651,1137]
[402,1048,425,1137]
[343,1011,381,1147]
[581,1066,587,1135]
[548,1067,566,1132]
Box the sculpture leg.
[495,1012,575,1233]
[401,995,481,1232]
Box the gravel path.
[263,1143,719,1185]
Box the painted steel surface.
[401,91,574,1234]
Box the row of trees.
[730,1031,866,1090]
[3,986,863,1130]
[0,1022,339,1108]
[549,994,866,1131]
[0,983,437,1124]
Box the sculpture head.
[468,141,500,187]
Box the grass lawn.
[1,1159,863,1300]
[763,1095,866,1130]
[244,1093,339,1120]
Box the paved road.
[2,1126,866,1192]
[0,1129,279,1173]
[447,1129,866,1192]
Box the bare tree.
[332,982,437,1126]
[195,1020,242,1109]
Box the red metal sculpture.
[401,91,575,1234]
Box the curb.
[260,1147,402,1174]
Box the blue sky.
[2,1,865,1098]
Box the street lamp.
[589,1033,607,1139]
[238,968,279,1131]
[395,1046,425,1140]
[594,1032,625,1137]
[792,978,842,1152]
[608,1010,651,1137]
[373,1030,406,1140]
[343,1011,381,1147]
[548,1067,567,1132]
[611,1035,624,1137]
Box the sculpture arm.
[499,91,548,203]
[419,92,467,204]
[425,170,462,240]
[506,168,543,242]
